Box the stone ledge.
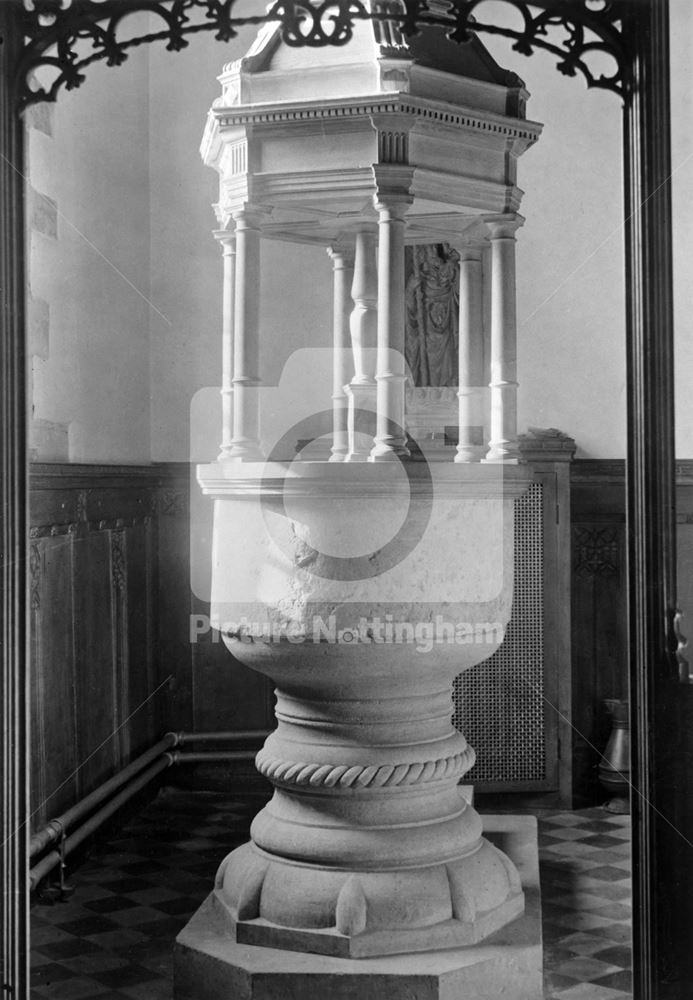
[174,814,541,1000]
[197,460,532,500]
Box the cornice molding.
[213,94,542,145]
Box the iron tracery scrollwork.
[13,0,629,109]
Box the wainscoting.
[28,463,273,831]
[570,459,693,805]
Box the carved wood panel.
[570,466,628,807]
[28,466,164,828]
[28,462,277,828]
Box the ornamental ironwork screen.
[453,480,545,786]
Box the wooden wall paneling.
[109,526,130,766]
[571,464,628,806]
[145,514,162,739]
[571,519,628,805]
[29,542,44,827]
[155,478,194,731]
[570,462,628,807]
[28,465,174,819]
[29,480,83,822]
[28,535,79,828]
[27,465,194,821]
[125,518,159,756]
[73,526,118,796]
[191,610,275,735]
[570,463,693,819]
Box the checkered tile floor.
[540,808,632,1000]
[30,791,631,999]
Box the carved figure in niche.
[405,243,460,387]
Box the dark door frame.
[1,1,687,997]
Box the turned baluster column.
[455,248,485,463]
[344,229,378,462]
[327,244,355,462]
[370,196,411,461]
[228,208,263,461]
[215,231,236,460]
[484,215,523,463]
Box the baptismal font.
[176,12,544,999]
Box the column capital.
[482,213,525,240]
[372,195,412,219]
[327,241,355,269]
[213,229,236,252]
[372,165,414,215]
[453,243,484,263]
[232,203,269,231]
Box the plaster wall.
[27,15,152,464]
[482,0,693,458]
[147,31,230,464]
[147,26,331,464]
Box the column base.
[344,383,376,462]
[455,446,486,463]
[368,444,410,462]
[174,815,541,1000]
[481,455,520,465]
[222,448,265,462]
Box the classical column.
[228,208,263,461]
[484,215,523,464]
[344,229,378,462]
[215,231,236,460]
[370,196,410,461]
[327,244,355,462]
[455,248,485,462]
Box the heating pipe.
[28,729,269,891]
[29,732,179,859]
[29,755,173,890]
[174,730,268,746]
[168,750,257,764]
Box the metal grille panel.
[453,482,545,784]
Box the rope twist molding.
[255,746,476,789]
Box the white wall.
[488,42,626,458]
[147,31,236,464]
[147,27,333,463]
[481,0,693,457]
[28,5,693,463]
[28,16,152,463]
